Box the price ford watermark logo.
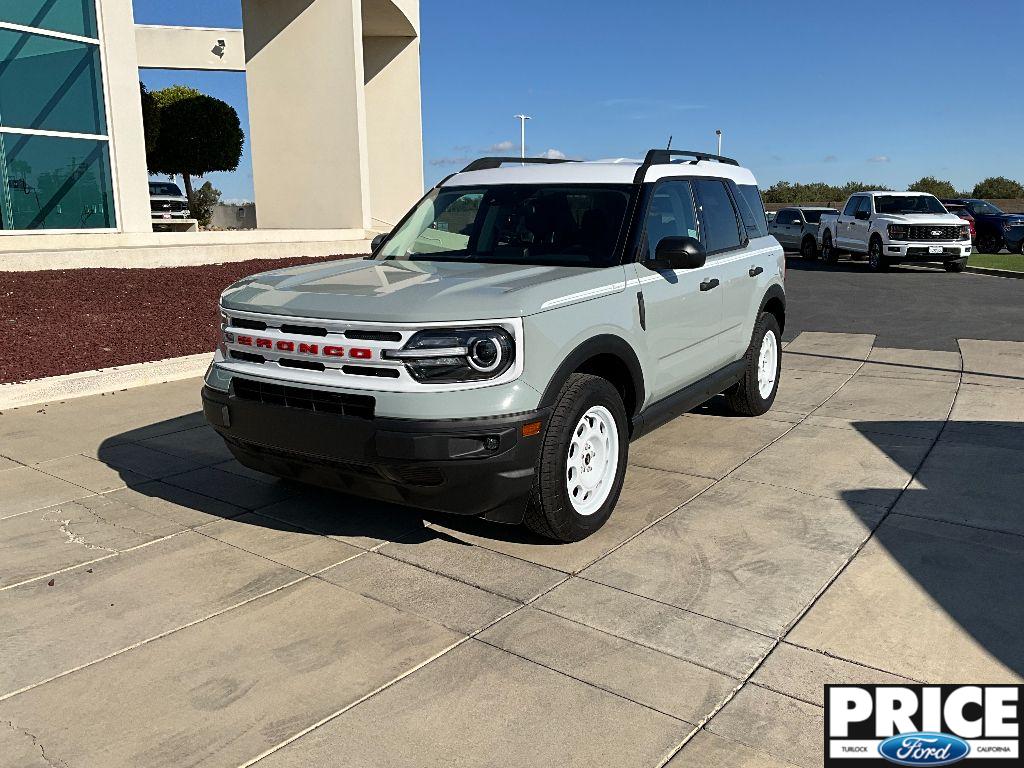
[825,685,1022,766]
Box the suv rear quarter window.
[735,183,769,238]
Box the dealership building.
[0,0,422,268]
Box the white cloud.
[538,148,566,160]
[867,155,891,163]
[487,140,515,152]
[823,155,838,163]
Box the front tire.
[801,236,818,260]
[944,259,967,272]
[868,237,889,272]
[977,232,1003,254]
[724,312,781,417]
[524,373,628,542]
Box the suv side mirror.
[650,236,706,270]
[854,210,870,221]
[370,233,387,252]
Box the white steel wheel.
[565,405,619,516]
[757,329,779,400]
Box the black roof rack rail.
[633,148,739,184]
[460,156,576,173]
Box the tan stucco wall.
[242,0,372,229]
[363,35,423,227]
[135,25,246,71]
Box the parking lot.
[2,268,1023,767]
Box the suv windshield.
[965,200,1004,216]
[149,181,183,196]
[874,195,946,215]
[377,185,632,267]
[802,209,838,224]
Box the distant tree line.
[761,176,1024,203]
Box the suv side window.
[643,180,699,258]
[843,196,861,216]
[735,183,769,237]
[694,179,743,253]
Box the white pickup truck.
[818,191,971,272]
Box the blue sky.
[134,0,1024,201]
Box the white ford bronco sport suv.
[203,150,786,541]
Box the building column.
[241,0,371,230]
[101,0,152,233]
[363,34,423,229]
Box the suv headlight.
[888,224,909,240]
[218,310,233,356]
[383,327,515,383]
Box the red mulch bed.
[0,255,360,384]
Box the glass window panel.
[644,180,698,258]
[694,179,742,253]
[0,133,114,230]
[0,29,106,134]
[0,0,98,39]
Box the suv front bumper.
[202,384,549,523]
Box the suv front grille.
[232,378,375,419]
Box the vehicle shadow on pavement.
[822,419,1024,681]
[95,417,560,547]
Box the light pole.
[515,114,531,159]
[715,129,723,156]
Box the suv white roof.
[442,159,758,188]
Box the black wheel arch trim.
[758,284,786,326]
[538,334,646,417]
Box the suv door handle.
[748,266,763,277]
[700,278,720,291]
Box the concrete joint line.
[655,337,883,768]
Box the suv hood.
[220,258,628,323]
[874,213,964,224]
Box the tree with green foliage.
[761,180,891,205]
[972,176,1024,199]
[907,176,957,198]
[143,84,244,206]
[139,83,160,156]
[190,181,222,228]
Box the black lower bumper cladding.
[202,381,549,523]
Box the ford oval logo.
[931,230,943,236]
[878,733,970,766]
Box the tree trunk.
[181,172,194,213]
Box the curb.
[0,353,212,411]
[965,266,1024,279]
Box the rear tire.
[524,373,628,542]
[944,259,967,272]
[821,232,838,264]
[724,312,781,417]
[868,236,889,272]
[800,236,818,260]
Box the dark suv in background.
[942,198,1024,253]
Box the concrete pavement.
[1,332,1022,767]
